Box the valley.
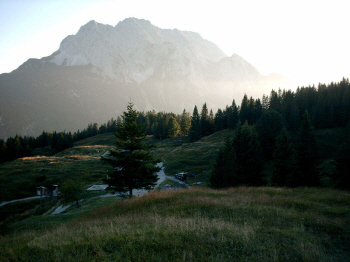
[0,125,349,261]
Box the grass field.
[1,129,350,261]
[1,127,345,202]
[0,129,232,202]
[151,129,233,185]
[0,133,115,202]
[1,187,349,261]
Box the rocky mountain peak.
[50,18,227,83]
[0,18,294,139]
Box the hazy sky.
[0,0,349,87]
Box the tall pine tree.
[271,127,296,186]
[210,121,264,187]
[200,103,212,137]
[102,102,161,197]
[294,111,320,186]
[180,109,191,136]
[210,136,236,188]
[189,105,201,142]
[232,121,264,186]
[256,109,285,161]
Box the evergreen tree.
[210,136,236,188]
[167,116,180,137]
[272,128,296,186]
[0,140,7,162]
[6,134,24,160]
[262,94,269,111]
[247,96,255,124]
[99,123,108,134]
[154,112,169,139]
[210,121,264,187]
[227,99,239,129]
[209,109,214,133]
[269,89,282,112]
[254,98,263,123]
[239,94,249,123]
[107,118,117,132]
[189,105,201,142]
[60,179,83,207]
[180,109,191,136]
[102,102,161,197]
[232,121,264,186]
[200,103,212,136]
[214,108,225,132]
[294,111,320,186]
[333,122,350,189]
[256,109,285,161]
[333,141,350,189]
[281,90,299,131]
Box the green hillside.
[1,187,350,261]
[1,128,350,261]
[0,129,232,202]
[0,133,115,202]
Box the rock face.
[0,18,292,139]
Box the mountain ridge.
[0,18,293,139]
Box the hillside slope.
[1,187,349,261]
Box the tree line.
[1,77,349,174]
[0,118,120,162]
[209,78,350,189]
[189,77,350,143]
[0,109,192,162]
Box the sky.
[0,0,349,87]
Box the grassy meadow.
[151,129,234,185]
[0,129,230,202]
[0,133,115,202]
[1,187,349,261]
[1,128,350,261]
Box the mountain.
[0,18,293,139]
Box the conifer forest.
[1,78,349,189]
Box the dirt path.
[51,204,71,214]
[0,196,41,207]
[51,162,168,214]
[100,162,168,197]
[1,163,185,213]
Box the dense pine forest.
[1,78,349,189]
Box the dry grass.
[2,187,348,261]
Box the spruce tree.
[227,99,239,129]
[200,103,212,136]
[61,179,83,207]
[189,105,201,142]
[102,102,161,197]
[180,109,191,136]
[254,98,263,123]
[294,111,320,186]
[214,108,225,132]
[209,109,214,134]
[167,116,180,137]
[272,127,296,186]
[0,140,7,162]
[211,121,264,188]
[333,122,350,189]
[333,141,350,189]
[256,109,285,161]
[232,121,264,186]
[210,136,236,188]
[239,94,249,123]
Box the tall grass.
[1,187,349,261]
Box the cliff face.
[0,18,291,139]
